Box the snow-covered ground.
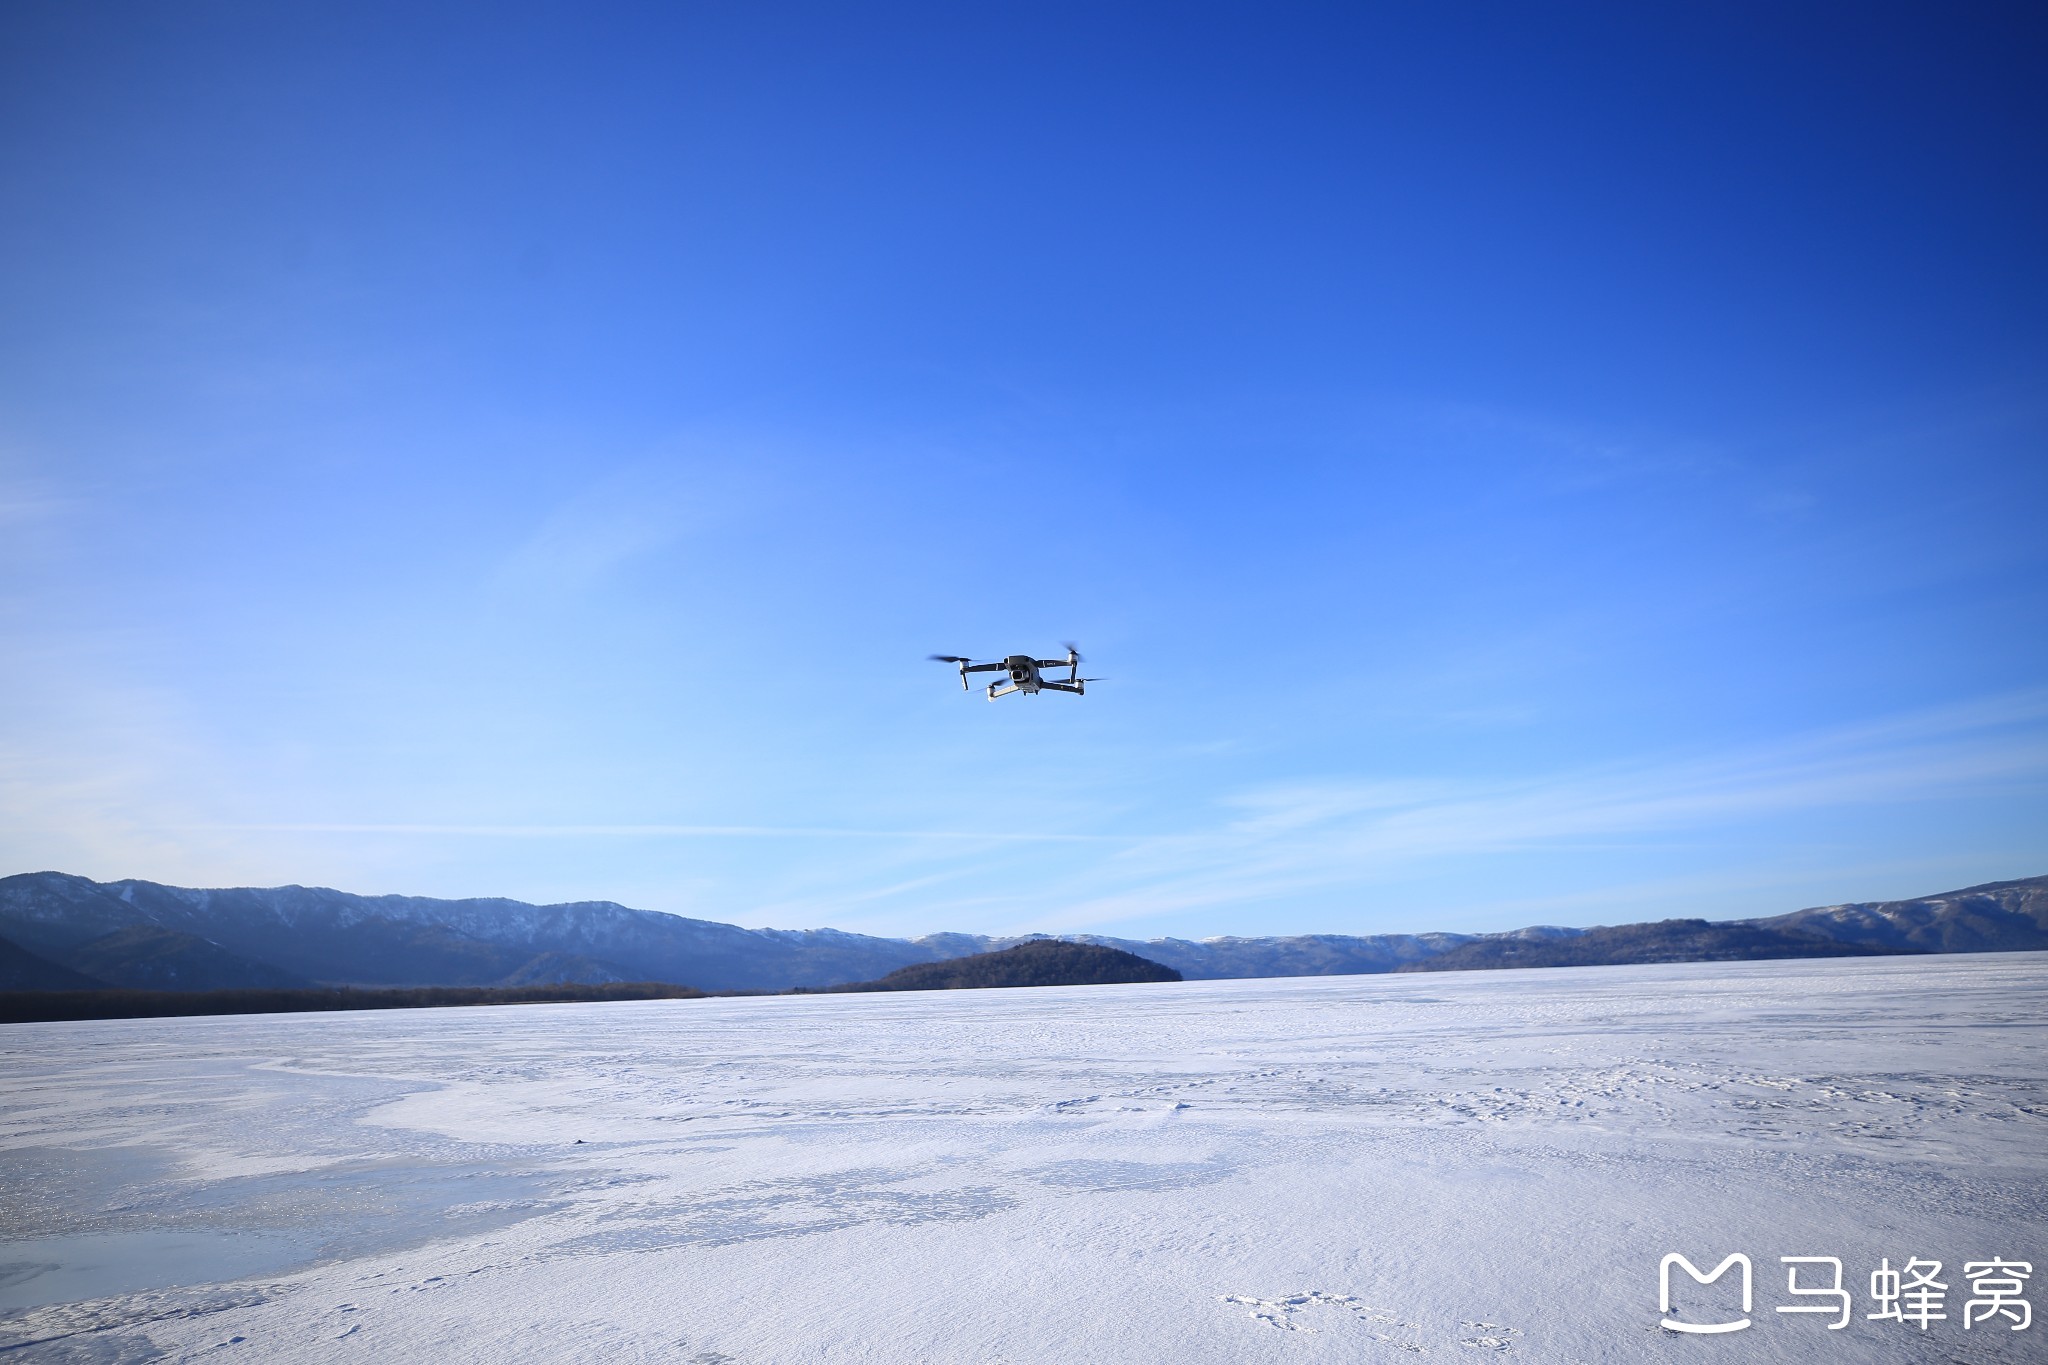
[2,954,2042,1363]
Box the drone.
[928,644,1103,700]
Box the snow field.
[1,954,2042,1362]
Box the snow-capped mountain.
[1747,875,2048,953]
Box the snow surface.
[2,954,2043,1363]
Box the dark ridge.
[1397,919,1921,973]
[0,870,943,992]
[820,940,1182,992]
[494,951,638,986]
[64,925,309,991]
[0,933,107,991]
[0,981,706,1025]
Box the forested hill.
[826,941,1182,992]
[1398,919,1911,973]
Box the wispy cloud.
[1418,400,1731,490]
[209,823,1121,843]
[493,448,780,601]
[0,480,71,530]
[1024,689,2048,930]
[227,689,2048,934]
[0,668,250,885]
[17,683,2044,937]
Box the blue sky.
[3,2,2044,938]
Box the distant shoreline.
[0,981,706,1025]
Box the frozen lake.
[2,954,2043,1362]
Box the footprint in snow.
[1218,1292,1426,1350]
[1219,1290,1367,1331]
[1220,1295,1523,1353]
[1458,1320,1522,1350]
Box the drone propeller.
[1061,641,1083,661]
[930,654,975,691]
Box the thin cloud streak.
[207,822,1126,844]
[1032,689,2048,930]
[93,691,2048,934]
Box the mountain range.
[1,870,2043,994]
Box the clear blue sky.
[3,2,2044,938]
